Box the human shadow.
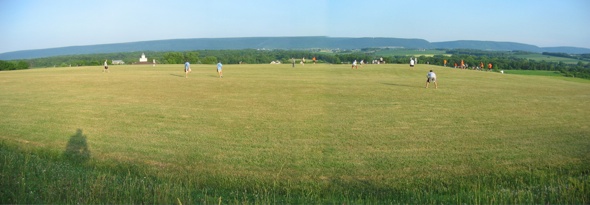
[170,73,185,78]
[381,82,418,88]
[63,129,91,164]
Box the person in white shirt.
[426,70,438,89]
[103,60,109,73]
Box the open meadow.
[1,63,589,204]
[514,53,589,64]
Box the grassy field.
[503,70,564,77]
[1,64,589,203]
[515,53,588,64]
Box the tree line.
[1,49,589,79]
[0,60,29,71]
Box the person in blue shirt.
[217,61,223,78]
[184,61,191,78]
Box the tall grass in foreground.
[1,142,588,204]
[1,64,589,203]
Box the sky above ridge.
[1,0,589,53]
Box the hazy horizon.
[1,0,589,53]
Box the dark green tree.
[163,52,184,64]
[202,56,218,64]
[184,52,200,64]
[15,61,29,70]
[0,60,14,70]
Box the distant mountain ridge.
[1,36,589,60]
[431,40,544,53]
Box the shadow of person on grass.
[381,82,417,88]
[170,73,185,78]
[63,129,90,164]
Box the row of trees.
[18,50,325,67]
[18,52,160,68]
[0,60,29,71]
[2,49,590,79]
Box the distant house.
[112,60,125,65]
[139,53,148,63]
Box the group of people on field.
[446,59,493,71]
[183,61,223,78]
[406,57,437,89]
[103,59,224,79]
[290,57,319,67]
[102,58,439,89]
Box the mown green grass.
[1,64,589,203]
[503,70,564,77]
[515,53,588,64]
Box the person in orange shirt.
[460,60,465,69]
[480,62,484,70]
[444,59,447,67]
[312,56,316,64]
[488,63,493,71]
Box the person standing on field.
[410,58,415,68]
[352,60,358,69]
[184,61,191,78]
[103,60,109,73]
[426,70,438,89]
[217,61,223,78]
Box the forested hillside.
[2,37,589,60]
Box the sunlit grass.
[1,64,589,203]
[515,53,588,64]
[503,69,563,76]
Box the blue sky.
[1,0,589,53]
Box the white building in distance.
[112,60,125,65]
[139,53,148,63]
